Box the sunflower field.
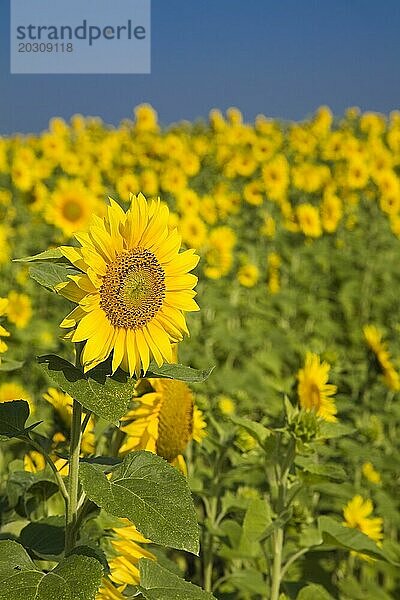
[1,105,400,600]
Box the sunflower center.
[100,248,166,329]
[156,380,194,461]
[309,383,321,410]
[62,198,83,222]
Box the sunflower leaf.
[79,450,200,555]
[0,400,36,441]
[14,248,66,263]
[0,540,102,599]
[37,354,135,424]
[29,263,80,292]
[146,362,214,383]
[318,516,396,563]
[138,559,216,599]
[0,359,24,372]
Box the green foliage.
[138,559,217,599]
[79,450,199,554]
[0,540,102,599]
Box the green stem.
[271,526,284,600]
[65,399,83,554]
[203,495,218,592]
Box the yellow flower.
[6,291,32,329]
[343,495,383,546]
[0,382,33,410]
[58,194,199,377]
[179,215,207,248]
[24,451,46,473]
[218,395,235,415]
[363,325,400,391]
[296,204,322,238]
[321,193,343,233]
[97,521,156,598]
[243,180,264,206]
[237,263,259,288]
[120,378,206,473]
[0,225,11,265]
[134,103,159,133]
[0,298,10,357]
[47,178,100,237]
[362,462,381,485]
[116,173,140,200]
[203,226,236,279]
[43,387,95,455]
[297,352,337,422]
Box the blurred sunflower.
[297,352,337,422]
[0,297,10,357]
[43,387,95,455]
[96,520,155,599]
[296,204,322,238]
[47,178,99,237]
[363,324,400,391]
[343,495,383,548]
[120,378,206,473]
[58,194,199,376]
[6,291,32,329]
[0,381,33,410]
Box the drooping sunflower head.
[120,377,206,469]
[58,194,200,376]
[297,352,338,422]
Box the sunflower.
[343,495,383,546]
[362,462,381,485]
[363,324,400,391]
[47,178,100,237]
[58,194,199,376]
[296,204,322,238]
[96,519,156,598]
[6,291,32,329]
[43,387,95,455]
[0,381,33,410]
[119,378,206,473]
[297,352,338,422]
[0,297,10,357]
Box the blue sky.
[1,0,400,134]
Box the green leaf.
[29,263,80,292]
[68,545,109,575]
[318,516,395,563]
[297,583,335,600]
[0,401,33,441]
[14,248,66,263]
[20,517,65,558]
[79,450,199,554]
[146,362,214,383]
[0,359,24,372]
[222,569,266,595]
[138,559,216,599]
[230,415,271,447]
[37,355,136,424]
[259,507,293,543]
[318,422,355,439]
[295,456,346,480]
[0,540,102,599]
[231,498,272,558]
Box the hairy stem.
[64,398,83,554]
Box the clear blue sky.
[1,0,400,134]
